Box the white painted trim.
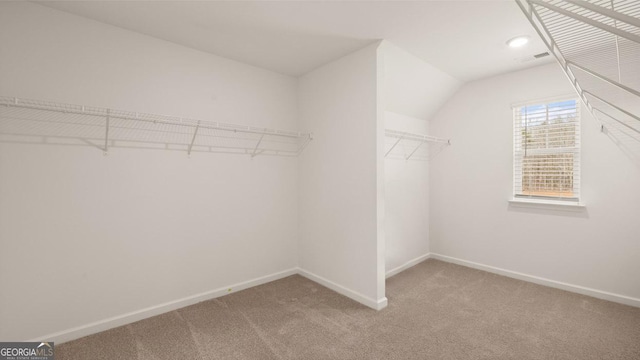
[38,253,639,346]
[430,253,640,308]
[31,266,391,345]
[297,268,388,310]
[28,268,298,344]
[385,253,431,278]
[508,198,586,211]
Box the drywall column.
[379,41,460,276]
[298,42,387,309]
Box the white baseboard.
[30,266,389,345]
[34,253,636,346]
[297,268,388,310]
[28,268,298,344]
[385,253,432,279]
[430,253,640,308]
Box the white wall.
[384,112,431,275]
[298,42,387,309]
[380,42,460,275]
[381,42,460,121]
[429,63,640,303]
[0,2,299,341]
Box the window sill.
[508,198,586,211]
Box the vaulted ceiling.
[39,0,553,81]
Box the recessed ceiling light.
[507,36,530,48]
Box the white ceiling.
[38,0,554,81]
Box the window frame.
[511,96,583,207]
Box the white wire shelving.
[515,0,640,148]
[0,96,312,157]
[384,129,450,160]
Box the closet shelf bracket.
[385,135,404,157]
[104,109,110,155]
[187,121,200,157]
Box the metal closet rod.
[566,61,640,99]
[584,90,640,125]
[0,96,309,139]
[385,129,450,144]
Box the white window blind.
[513,99,580,202]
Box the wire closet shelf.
[384,129,450,160]
[0,96,312,157]
[515,0,640,144]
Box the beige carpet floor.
[56,259,640,359]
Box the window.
[513,98,580,202]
